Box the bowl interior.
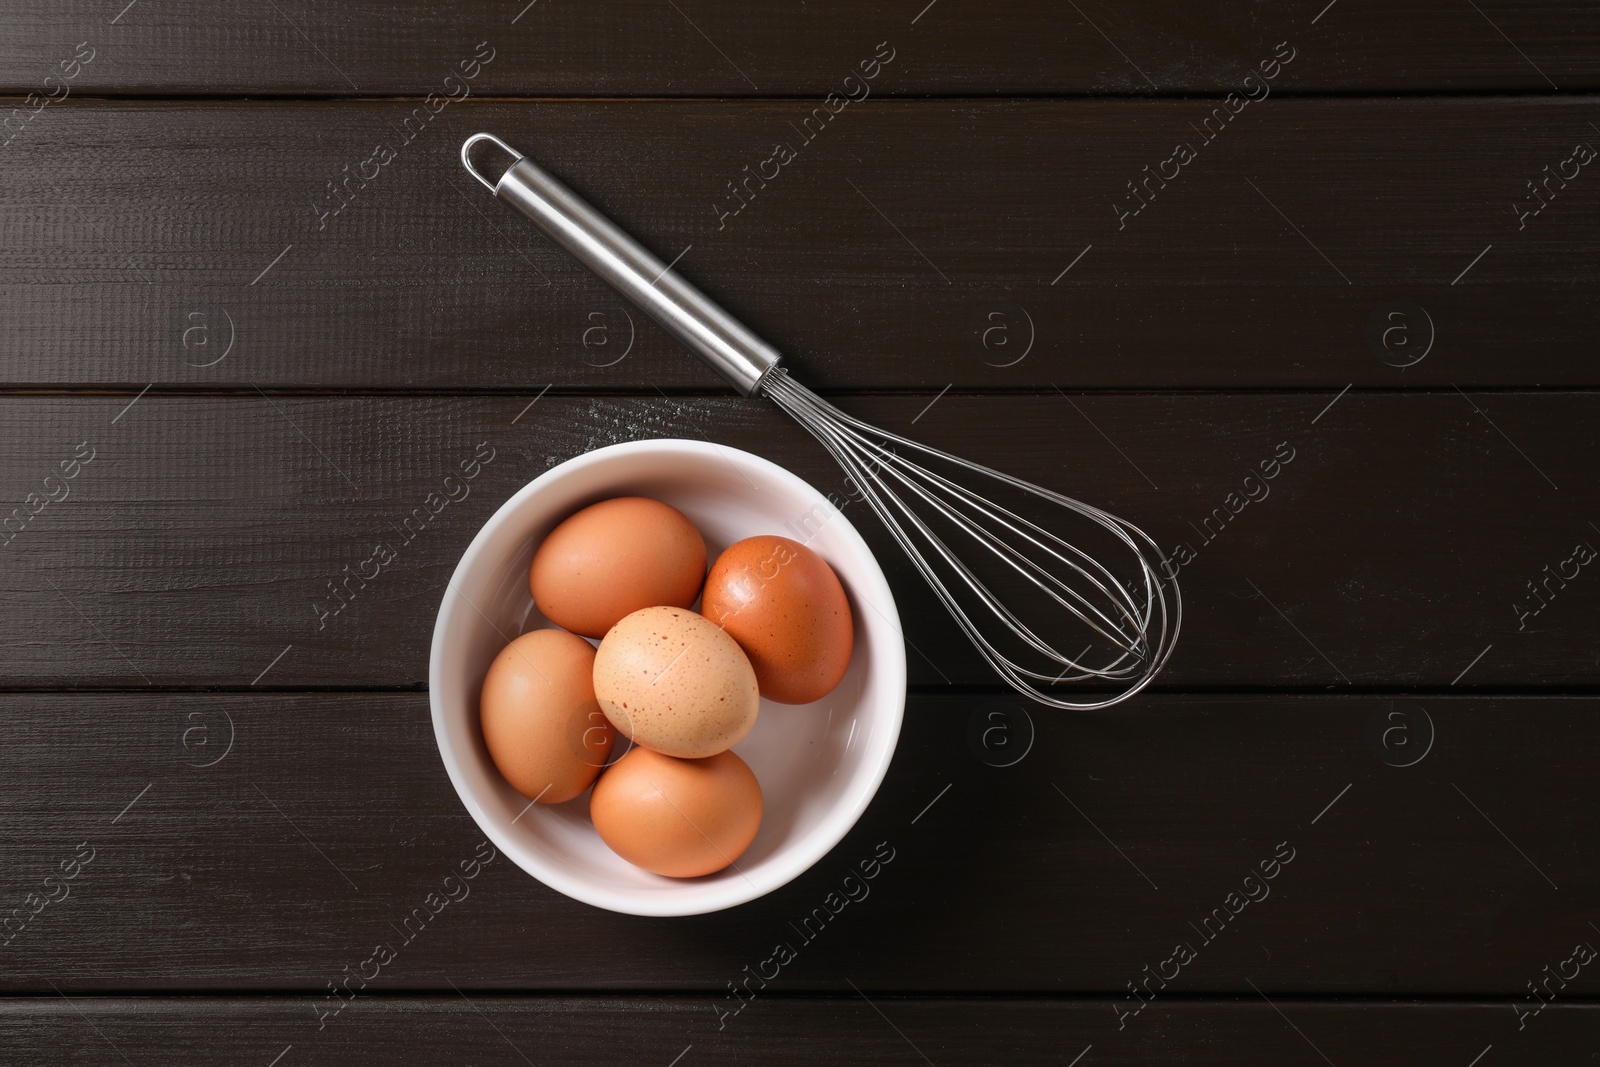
[430,440,905,916]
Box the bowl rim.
[428,438,906,916]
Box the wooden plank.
[2,99,1596,389]
[1,996,1594,1065]
[3,1,1597,95]
[0,692,1594,995]
[1,393,1594,688]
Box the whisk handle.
[461,133,782,397]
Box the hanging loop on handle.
[459,132,783,397]
[460,132,522,194]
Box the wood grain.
[1,393,1592,688]
[3,1,1596,95]
[0,692,1592,995]
[3,0,1594,1050]
[1,996,1594,1065]
[2,100,1596,389]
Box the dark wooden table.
[4,2,1597,1063]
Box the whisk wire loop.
[763,370,1180,711]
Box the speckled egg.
[592,606,759,759]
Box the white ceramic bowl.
[430,439,906,916]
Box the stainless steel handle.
[461,133,781,397]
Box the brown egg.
[592,606,759,758]
[530,497,706,638]
[701,535,854,704]
[480,629,614,803]
[590,746,762,878]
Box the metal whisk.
[463,133,1180,709]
